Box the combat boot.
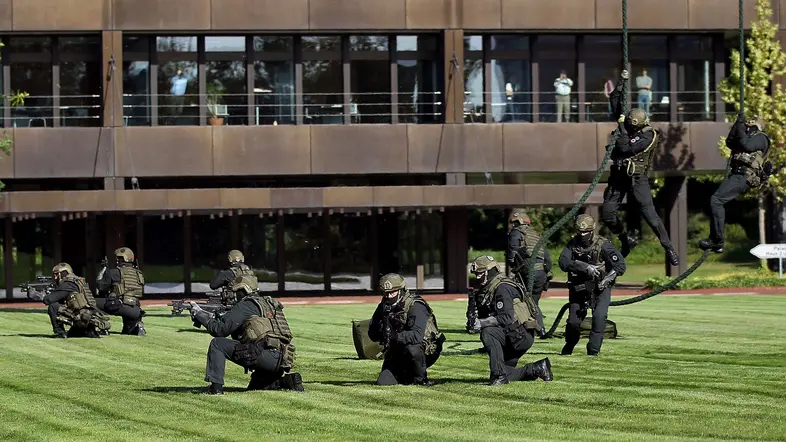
[414,377,434,387]
[533,358,553,381]
[54,330,67,338]
[489,375,509,386]
[619,230,639,257]
[698,238,724,253]
[664,245,680,266]
[280,372,304,392]
[133,321,146,336]
[207,383,224,395]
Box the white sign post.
[749,244,786,279]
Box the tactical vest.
[60,276,111,331]
[111,265,145,306]
[512,226,545,272]
[62,275,96,311]
[567,236,608,299]
[230,264,256,279]
[240,295,295,370]
[482,274,541,332]
[622,127,659,176]
[398,292,444,356]
[731,150,767,188]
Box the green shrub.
[645,269,786,289]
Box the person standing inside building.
[558,215,626,356]
[554,70,573,123]
[96,247,146,336]
[635,69,653,116]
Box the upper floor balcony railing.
[5,94,102,128]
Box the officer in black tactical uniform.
[368,273,445,386]
[27,263,111,338]
[467,256,553,386]
[700,112,772,252]
[602,69,679,267]
[506,208,552,337]
[210,250,256,290]
[558,214,626,356]
[191,275,302,395]
[96,247,146,336]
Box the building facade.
[0,0,781,297]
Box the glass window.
[190,216,230,291]
[157,36,198,126]
[489,35,531,123]
[206,36,247,126]
[303,36,342,124]
[253,36,294,126]
[631,36,670,122]
[58,36,102,127]
[239,216,278,290]
[143,217,184,286]
[8,37,53,128]
[535,35,576,123]
[123,36,151,126]
[464,35,483,122]
[329,214,370,291]
[283,215,324,291]
[674,36,715,122]
[583,36,622,122]
[397,35,440,124]
[350,35,390,124]
[422,213,444,290]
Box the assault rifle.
[466,288,479,334]
[20,276,55,299]
[169,290,228,316]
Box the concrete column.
[104,214,125,263]
[4,219,13,300]
[183,215,192,295]
[135,215,145,268]
[663,175,688,276]
[85,216,98,293]
[443,30,465,124]
[444,208,469,293]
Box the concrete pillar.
[183,215,192,295]
[104,214,125,263]
[444,208,469,293]
[443,30,465,124]
[663,175,688,276]
[4,219,13,300]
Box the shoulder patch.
[631,136,640,143]
[496,301,504,310]
[612,254,619,262]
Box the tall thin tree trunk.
[759,195,767,269]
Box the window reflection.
[675,36,714,122]
[631,36,670,122]
[304,61,343,124]
[58,36,101,127]
[283,215,324,291]
[302,36,340,52]
[206,60,248,125]
[351,35,390,123]
[253,36,293,52]
[9,37,52,128]
[157,36,198,125]
[583,36,622,122]
[422,213,444,289]
[156,36,197,52]
[143,217,184,286]
[329,214,370,290]
[397,35,440,123]
[464,35,484,123]
[488,35,531,123]
[191,216,230,292]
[254,61,295,125]
[240,216,278,290]
[123,36,151,126]
[535,36,576,123]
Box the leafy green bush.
[645,269,786,289]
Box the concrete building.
[0,0,778,297]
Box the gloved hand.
[617,114,626,124]
[472,318,481,333]
[189,302,203,313]
[586,264,602,279]
[621,69,629,80]
[26,288,43,302]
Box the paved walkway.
[2,287,784,309]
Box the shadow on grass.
[175,328,207,334]
[313,377,489,386]
[141,386,249,394]
[0,333,57,338]
[0,308,46,313]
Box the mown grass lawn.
[1,295,785,441]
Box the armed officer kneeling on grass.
[28,263,111,338]
[559,214,626,356]
[468,256,553,386]
[191,275,302,395]
[209,249,257,307]
[368,273,445,386]
[96,247,146,336]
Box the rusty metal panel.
[523,184,573,206]
[113,0,211,30]
[211,0,309,29]
[213,126,311,176]
[118,127,213,177]
[219,188,272,209]
[423,185,474,206]
[0,0,12,30]
[689,0,756,29]
[13,0,108,30]
[503,124,598,172]
[14,128,114,178]
[311,126,408,174]
[114,190,169,211]
[406,0,456,29]
[461,0,502,29]
[408,124,503,173]
[270,188,323,209]
[502,0,595,29]
[651,123,694,173]
[689,122,729,171]
[323,187,374,208]
[595,122,617,172]
[373,186,425,207]
[167,189,221,210]
[472,184,525,206]
[63,191,116,212]
[8,191,65,213]
[309,0,406,29]
[0,129,13,179]
[572,183,607,205]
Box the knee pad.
[566,318,583,330]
